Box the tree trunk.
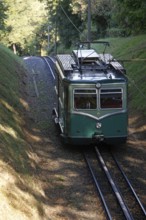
[13,43,17,54]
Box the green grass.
[0,44,31,173]
[93,35,146,112]
[0,44,47,219]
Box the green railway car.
[53,42,128,146]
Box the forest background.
[0,0,146,55]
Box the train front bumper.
[60,134,127,146]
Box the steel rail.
[112,153,146,217]
[43,56,56,80]
[95,146,134,220]
[84,152,112,220]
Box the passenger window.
[100,89,122,109]
[74,89,97,109]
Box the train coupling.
[92,132,104,142]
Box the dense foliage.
[0,0,146,54]
[43,0,146,51]
[0,0,7,41]
[0,1,7,28]
[0,0,48,55]
[111,0,146,36]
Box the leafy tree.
[58,0,84,47]
[112,0,146,35]
[43,0,83,49]
[59,0,112,40]
[1,0,145,54]
[1,0,48,55]
[91,0,112,38]
[0,1,7,37]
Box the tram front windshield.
[74,88,123,110]
[74,89,97,109]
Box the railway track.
[40,56,145,219]
[84,146,146,220]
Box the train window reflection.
[74,89,97,109]
[100,89,122,109]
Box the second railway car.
[53,42,128,146]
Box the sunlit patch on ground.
[19,98,30,111]
[0,124,18,139]
[0,160,46,220]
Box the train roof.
[72,49,99,62]
[56,48,127,82]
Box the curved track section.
[43,56,56,80]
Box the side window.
[74,89,97,109]
[100,89,122,109]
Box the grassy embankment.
[0,45,45,219]
[0,35,146,218]
[0,45,29,173]
[101,35,146,112]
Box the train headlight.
[96,83,101,89]
[96,122,102,129]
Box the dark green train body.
[53,43,128,146]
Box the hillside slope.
[0,44,29,171]
[105,35,146,112]
[0,45,44,219]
